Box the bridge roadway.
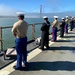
[1,28,75,75]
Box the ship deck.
[0,28,75,75]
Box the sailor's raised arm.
[12,23,18,37]
[52,20,56,27]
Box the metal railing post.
[0,27,3,52]
[32,24,35,40]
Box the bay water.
[0,17,56,50]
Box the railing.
[0,27,2,51]
[0,21,62,52]
[0,23,43,51]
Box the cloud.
[0,4,17,16]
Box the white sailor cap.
[62,18,64,19]
[16,12,25,16]
[54,16,58,18]
[66,16,68,18]
[72,16,74,19]
[43,16,48,19]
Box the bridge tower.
[40,5,42,18]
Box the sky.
[0,0,75,16]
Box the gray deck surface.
[0,41,39,69]
[0,28,75,75]
[8,29,75,75]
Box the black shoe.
[25,63,29,67]
[13,66,23,70]
[46,46,49,49]
[39,47,44,51]
[60,35,63,37]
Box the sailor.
[12,12,28,70]
[65,16,69,33]
[70,17,74,31]
[52,16,58,42]
[60,18,65,37]
[40,16,50,50]
[73,17,75,27]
